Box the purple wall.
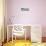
[6,0,46,37]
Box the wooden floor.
[2,37,46,46]
[3,40,46,46]
[3,40,31,46]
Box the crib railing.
[7,24,31,43]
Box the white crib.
[7,24,42,43]
[7,24,31,43]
